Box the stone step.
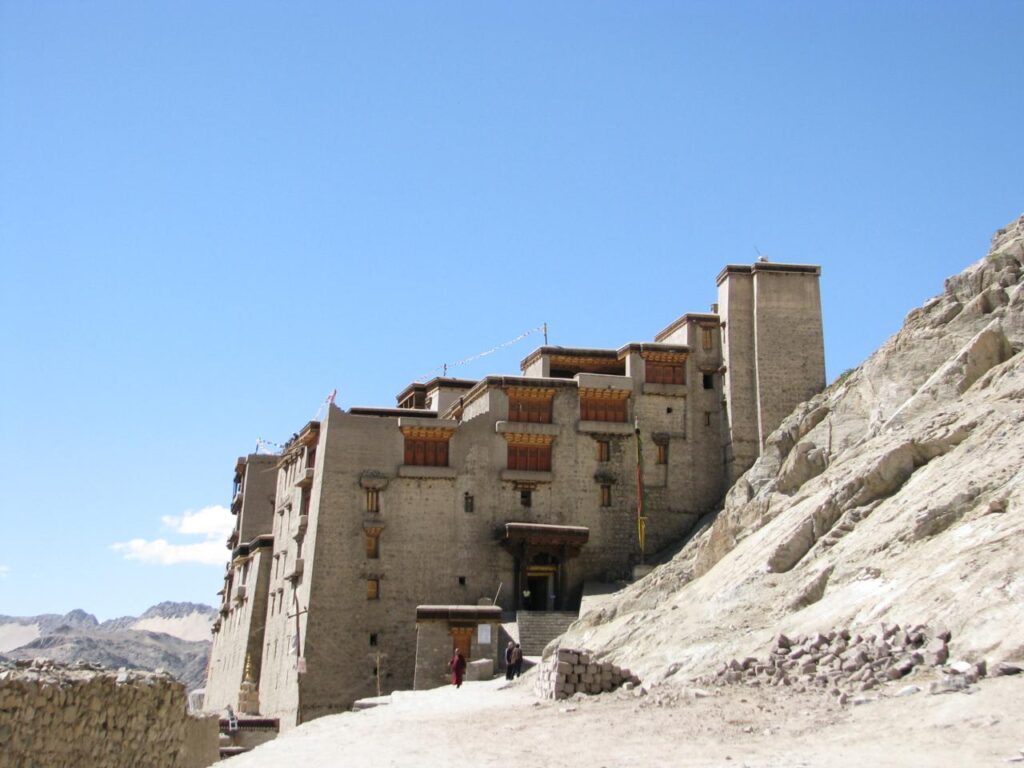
[516,611,579,656]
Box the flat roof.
[654,313,721,343]
[715,261,821,285]
[519,345,620,370]
[349,407,437,418]
[396,377,477,403]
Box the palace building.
[203,261,825,728]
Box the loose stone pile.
[693,624,1016,702]
[535,648,641,700]
[0,659,218,768]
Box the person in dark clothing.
[504,641,516,680]
[511,643,523,678]
[449,649,467,688]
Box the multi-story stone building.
[204,261,825,728]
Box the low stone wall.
[534,648,640,700]
[0,660,219,768]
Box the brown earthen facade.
[204,261,825,728]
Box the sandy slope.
[227,671,1023,767]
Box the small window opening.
[369,633,378,647]
[702,373,714,390]
[366,489,380,513]
[596,440,610,462]
[656,443,668,465]
[600,484,612,507]
[367,578,380,600]
[666,407,673,414]
[458,576,466,586]
[365,531,380,559]
[520,489,532,507]
[464,493,474,513]
[704,412,712,427]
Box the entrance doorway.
[523,553,559,610]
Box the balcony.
[231,492,243,513]
[233,585,247,603]
[286,559,305,582]
[294,467,314,489]
[290,514,308,540]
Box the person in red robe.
[449,649,467,688]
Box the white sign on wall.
[477,624,491,644]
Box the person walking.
[449,648,467,688]
[511,643,523,678]
[504,641,516,680]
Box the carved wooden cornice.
[502,432,556,446]
[640,350,688,365]
[505,386,556,401]
[578,388,631,401]
[400,426,455,441]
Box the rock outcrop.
[559,215,1024,687]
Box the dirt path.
[228,672,1023,767]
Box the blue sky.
[1,2,1021,620]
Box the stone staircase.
[516,611,579,656]
[217,717,279,761]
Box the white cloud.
[112,505,233,566]
[161,505,235,541]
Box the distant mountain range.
[0,602,215,690]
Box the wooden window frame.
[403,437,449,467]
[600,484,612,507]
[365,530,380,559]
[645,361,685,385]
[702,327,714,351]
[580,396,629,423]
[656,443,668,465]
[366,489,380,514]
[596,439,610,462]
[507,443,552,472]
[367,578,380,600]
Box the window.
[704,411,713,427]
[463,493,474,513]
[645,361,685,385]
[596,439,610,462]
[656,443,668,465]
[580,395,628,422]
[367,579,380,600]
[702,327,714,351]
[365,531,380,559]
[366,489,380,513]
[508,444,552,472]
[458,576,466,586]
[600,484,612,507]
[507,389,553,423]
[702,373,714,390]
[369,633,378,647]
[403,437,449,466]
[520,489,532,507]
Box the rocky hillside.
[562,215,1024,685]
[0,603,215,690]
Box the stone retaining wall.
[534,648,640,700]
[0,660,219,768]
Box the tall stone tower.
[717,262,825,484]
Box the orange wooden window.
[403,437,449,467]
[702,328,714,351]
[580,397,628,422]
[366,489,380,513]
[645,362,685,385]
[507,394,553,423]
[656,443,668,465]
[600,484,612,507]
[365,532,380,559]
[367,579,380,600]
[596,439,610,462]
[507,444,552,472]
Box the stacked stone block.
[534,648,640,700]
[0,659,219,768]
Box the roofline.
[716,261,821,285]
[519,345,620,370]
[654,313,721,343]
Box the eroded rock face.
[560,215,1024,686]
